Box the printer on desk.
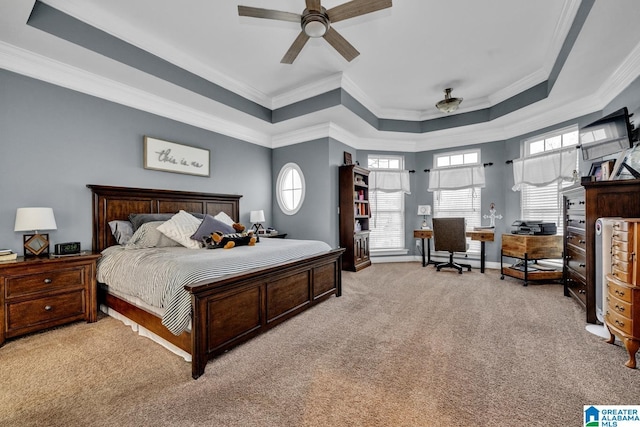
[511,220,557,235]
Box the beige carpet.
[2,263,640,427]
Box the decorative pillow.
[157,210,202,249]
[129,212,206,231]
[213,211,236,227]
[125,221,181,249]
[191,214,235,242]
[129,213,174,231]
[108,220,134,245]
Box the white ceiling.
[2,0,640,151]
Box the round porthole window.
[276,163,305,215]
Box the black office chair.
[432,217,472,274]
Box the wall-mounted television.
[580,107,636,160]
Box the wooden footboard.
[188,248,343,379]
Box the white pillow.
[213,211,236,227]
[157,210,202,249]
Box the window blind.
[433,188,481,252]
[369,191,404,250]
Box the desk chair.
[432,217,472,274]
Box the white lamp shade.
[417,205,431,216]
[14,207,57,232]
[250,210,265,223]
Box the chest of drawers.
[0,253,101,346]
[605,219,640,368]
[562,185,587,307]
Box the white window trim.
[276,162,305,216]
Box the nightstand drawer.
[5,266,86,298]
[607,294,632,317]
[6,291,85,333]
[607,276,632,303]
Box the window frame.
[367,154,407,253]
[275,162,305,216]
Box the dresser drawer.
[566,245,586,277]
[607,293,632,318]
[607,276,632,303]
[6,290,85,333]
[612,220,630,232]
[565,197,585,213]
[566,214,586,232]
[612,230,630,243]
[565,230,586,251]
[612,240,629,254]
[611,266,631,283]
[566,269,586,305]
[606,308,633,336]
[5,266,86,298]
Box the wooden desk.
[413,229,494,273]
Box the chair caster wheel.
[500,275,504,280]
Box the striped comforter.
[97,238,332,335]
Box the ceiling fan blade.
[323,27,359,62]
[327,0,392,23]
[305,0,322,12]
[281,32,310,64]
[238,6,301,23]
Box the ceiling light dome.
[302,9,329,38]
[436,88,463,113]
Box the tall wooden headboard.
[88,185,241,252]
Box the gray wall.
[2,68,639,262]
[0,70,272,253]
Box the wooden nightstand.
[0,253,101,346]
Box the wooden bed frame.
[88,185,344,379]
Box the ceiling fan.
[238,0,392,64]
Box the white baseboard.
[371,255,501,270]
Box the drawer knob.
[615,319,625,328]
[44,278,52,284]
[615,304,625,313]
[615,289,625,297]
[579,240,585,244]
[579,289,586,294]
[579,263,586,268]
[44,305,52,311]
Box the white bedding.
[97,238,332,335]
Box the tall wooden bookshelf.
[339,165,371,271]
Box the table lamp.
[14,207,57,257]
[417,205,431,229]
[250,210,265,234]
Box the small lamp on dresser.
[14,207,57,257]
[250,210,266,234]
[417,205,431,229]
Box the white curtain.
[511,147,576,191]
[369,170,411,194]
[427,165,485,191]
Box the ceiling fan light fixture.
[302,10,329,37]
[436,88,463,113]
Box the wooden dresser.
[0,253,101,346]
[580,179,640,324]
[605,219,640,368]
[562,185,587,308]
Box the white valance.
[369,170,411,194]
[427,165,486,192]
[511,147,576,191]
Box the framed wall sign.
[143,136,210,177]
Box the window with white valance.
[511,146,577,191]
[427,165,486,192]
[367,155,410,252]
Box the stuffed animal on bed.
[203,224,257,249]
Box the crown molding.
[271,73,343,109]
[0,40,271,147]
[595,40,640,107]
[42,0,273,109]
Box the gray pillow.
[125,221,182,249]
[108,220,134,245]
[191,215,235,242]
[129,212,206,230]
